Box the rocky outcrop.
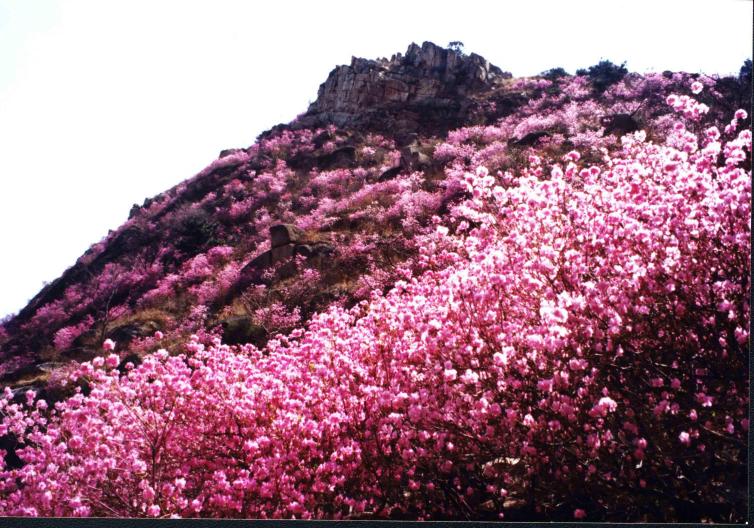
[309,41,506,114]
[219,316,267,346]
[237,225,335,288]
[270,224,306,248]
[295,42,511,140]
[601,113,639,136]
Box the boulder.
[294,244,314,258]
[219,148,243,159]
[220,316,267,346]
[246,250,272,269]
[117,353,142,374]
[601,113,639,136]
[509,131,550,147]
[378,166,403,181]
[270,224,305,248]
[311,243,335,257]
[237,250,273,287]
[312,130,334,148]
[270,243,296,263]
[106,320,161,346]
[317,145,356,169]
[400,143,431,169]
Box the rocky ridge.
[291,41,514,141]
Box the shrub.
[576,60,628,94]
[540,67,569,81]
[0,99,748,520]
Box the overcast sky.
[0,0,751,319]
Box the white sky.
[0,0,751,319]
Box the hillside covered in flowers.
[0,42,750,522]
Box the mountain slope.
[0,43,750,521]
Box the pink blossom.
[104,354,120,369]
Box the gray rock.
[270,224,305,248]
[219,148,243,158]
[106,320,161,345]
[270,243,296,263]
[294,244,313,258]
[378,166,403,182]
[308,42,504,116]
[220,316,267,346]
[601,113,639,136]
[316,145,356,169]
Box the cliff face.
[295,41,512,140]
[309,41,506,114]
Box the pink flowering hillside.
[0,43,750,522]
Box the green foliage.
[540,67,569,81]
[577,60,628,93]
[739,59,752,86]
[172,207,219,255]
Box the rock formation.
[293,41,512,141]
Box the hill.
[0,43,750,521]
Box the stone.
[270,224,305,248]
[270,243,296,263]
[312,130,334,148]
[117,353,142,374]
[294,244,313,258]
[247,250,272,270]
[37,362,66,373]
[400,143,431,169]
[378,166,403,182]
[311,243,335,257]
[317,145,356,169]
[509,131,550,147]
[601,113,639,136]
[299,42,512,137]
[237,251,273,288]
[106,320,161,345]
[219,148,243,158]
[219,316,267,346]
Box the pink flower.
[460,369,479,385]
[597,396,618,413]
[690,81,703,94]
[678,431,691,446]
[443,369,458,382]
[104,354,120,369]
[574,508,587,519]
[734,109,748,120]
[563,150,581,162]
[147,504,161,517]
[154,331,164,340]
[102,339,116,351]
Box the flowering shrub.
[0,79,748,522]
[52,316,94,352]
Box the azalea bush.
[0,83,748,521]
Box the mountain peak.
[298,42,510,138]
